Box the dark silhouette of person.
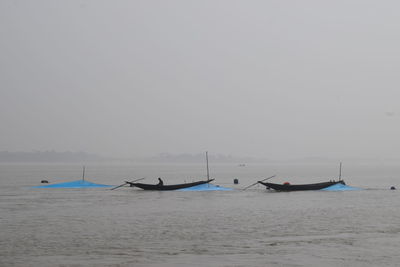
[157,177,164,186]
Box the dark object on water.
[126,179,214,191]
[41,180,49,184]
[258,180,345,191]
[234,178,239,184]
[158,177,164,186]
[390,186,396,190]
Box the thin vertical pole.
[206,152,210,181]
[339,162,342,181]
[82,166,85,181]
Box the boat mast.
[82,166,85,181]
[206,151,210,181]
[338,162,342,181]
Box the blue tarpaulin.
[33,180,112,188]
[177,183,233,191]
[321,183,362,191]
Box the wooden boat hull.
[127,179,214,191]
[258,180,345,191]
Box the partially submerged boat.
[126,179,215,191]
[258,180,345,191]
[34,166,112,189]
[34,179,111,189]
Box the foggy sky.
[1,0,400,159]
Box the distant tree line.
[0,151,102,163]
[143,153,259,163]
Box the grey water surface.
[1,163,399,267]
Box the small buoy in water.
[233,178,239,184]
[41,180,49,184]
[390,186,396,190]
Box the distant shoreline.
[1,151,399,165]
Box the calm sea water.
[1,162,399,267]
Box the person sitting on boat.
[157,177,164,186]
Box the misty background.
[1,0,400,161]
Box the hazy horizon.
[2,1,400,160]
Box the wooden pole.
[206,151,210,181]
[242,175,276,190]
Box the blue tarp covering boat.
[177,183,232,191]
[33,180,112,188]
[321,183,362,191]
